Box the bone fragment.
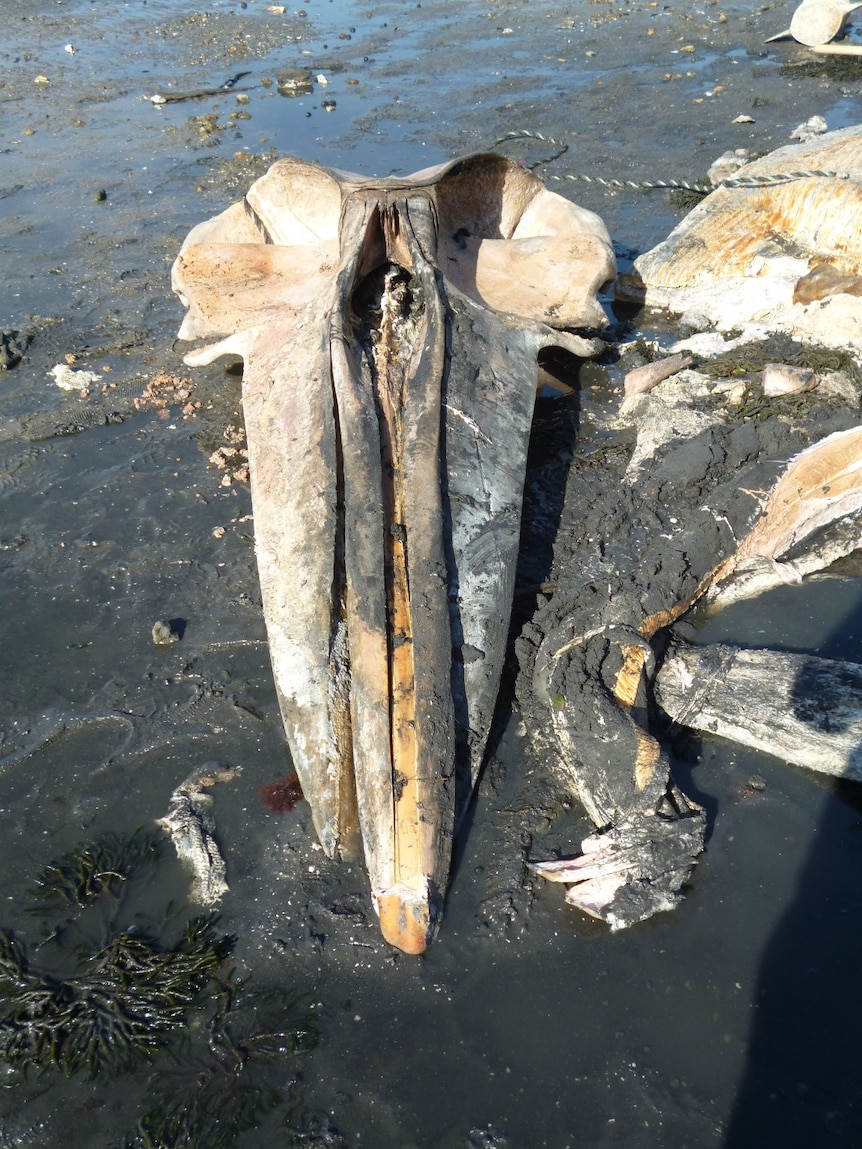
[156,764,238,905]
[790,0,862,46]
[810,40,862,52]
[707,425,862,609]
[623,352,695,398]
[656,639,862,780]
[761,362,818,396]
[793,262,862,305]
[627,126,862,353]
[530,785,705,930]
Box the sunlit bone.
[172,153,615,953]
[617,126,862,352]
[766,0,862,45]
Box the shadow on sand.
[723,588,862,1146]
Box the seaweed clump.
[0,915,230,1078]
[781,55,862,82]
[30,829,160,908]
[699,333,862,389]
[0,830,324,1148]
[126,983,318,1149]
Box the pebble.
[276,68,313,96]
[790,115,828,142]
[152,620,180,646]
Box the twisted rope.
[493,130,851,194]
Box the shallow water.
[2,0,862,1145]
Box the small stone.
[790,115,828,143]
[94,188,107,202]
[732,114,755,124]
[276,68,313,96]
[152,620,180,646]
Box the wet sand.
[2,1,862,1145]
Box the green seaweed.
[780,56,862,82]
[1,831,322,1147]
[0,915,233,1078]
[667,185,708,213]
[125,983,317,1148]
[30,829,161,909]
[700,334,862,388]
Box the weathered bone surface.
[791,0,862,46]
[172,153,614,952]
[156,764,238,906]
[706,425,862,608]
[619,126,862,351]
[529,785,706,931]
[656,639,862,780]
[528,423,862,928]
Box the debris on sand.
[157,764,239,906]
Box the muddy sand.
[2,1,862,1146]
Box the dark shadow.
[168,617,187,640]
[714,586,862,1145]
[661,728,721,848]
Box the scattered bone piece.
[737,425,862,561]
[790,0,862,46]
[708,148,750,186]
[793,262,862,305]
[50,364,102,391]
[656,639,862,780]
[623,351,695,397]
[705,425,862,609]
[156,764,239,905]
[628,126,862,352]
[810,39,862,52]
[529,785,705,931]
[761,362,818,395]
[791,115,828,142]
